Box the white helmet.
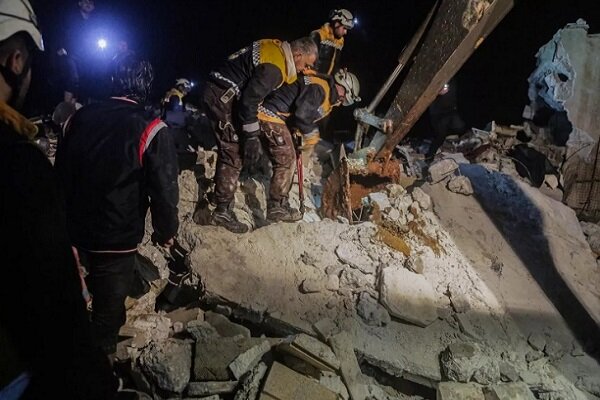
[0,0,44,51]
[176,78,192,91]
[334,69,361,106]
[329,9,355,29]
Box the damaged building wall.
[528,20,600,220]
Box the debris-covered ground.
[109,20,600,400]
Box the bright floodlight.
[353,17,359,26]
[97,38,107,49]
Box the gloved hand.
[244,134,263,167]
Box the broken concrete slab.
[483,383,536,400]
[437,382,484,400]
[380,266,438,327]
[205,311,251,339]
[229,339,271,380]
[187,320,219,341]
[260,362,338,400]
[429,159,459,184]
[447,176,474,196]
[139,339,192,393]
[187,381,238,397]
[194,337,268,381]
[279,333,340,372]
[328,332,369,400]
[233,362,268,400]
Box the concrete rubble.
[527,19,600,221]
[119,150,600,399]
[104,21,600,400]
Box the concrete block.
[259,362,338,400]
[187,320,219,341]
[312,318,339,342]
[139,339,192,393]
[229,340,271,380]
[369,192,392,212]
[278,333,340,372]
[429,159,459,183]
[194,337,267,381]
[440,342,483,383]
[447,176,474,196]
[234,362,268,400]
[484,383,536,400]
[205,311,251,339]
[437,382,484,400]
[328,332,369,400]
[380,267,438,327]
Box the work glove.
[244,134,263,167]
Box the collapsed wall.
[527,19,600,221]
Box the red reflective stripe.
[138,118,162,165]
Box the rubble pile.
[115,21,600,399]
[125,157,600,399]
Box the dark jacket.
[55,98,179,251]
[210,39,297,134]
[260,73,340,135]
[310,23,344,75]
[0,103,115,399]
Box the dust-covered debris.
[380,266,438,327]
[139,339,192,393]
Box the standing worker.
[257,69,361,222]
[310,9,355,75]
[202,37,317,233]
[0,0,116,398]
[56,52,179,360]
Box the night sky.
[28,0,600,137]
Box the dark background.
[28,0,600,138]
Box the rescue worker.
[162,77,192,113]
[310,9,355,75]
[203,37,317,233]
[0,0,116,398]
[55,52,179,360]
[257,69,361,222]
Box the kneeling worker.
[257,69,361,222]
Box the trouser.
[202,81,242,205]
[78,250,136,356]
[259,120,296,202]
